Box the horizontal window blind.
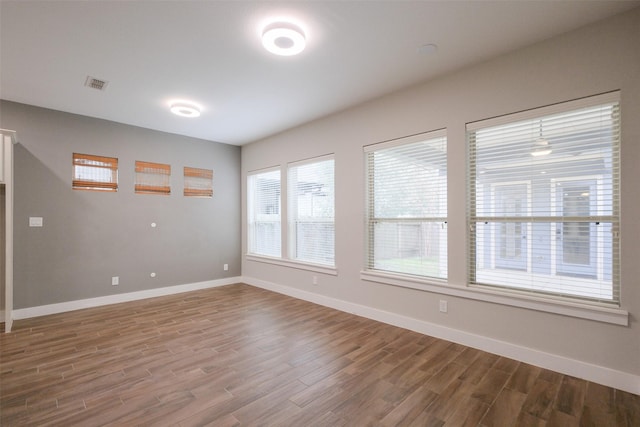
[288,156,335,266]
[135,161,171,195]
[468,92,620,304]
[184,167,213,197]
[72,153,118,191]
[247,168,281,257]
[365,130,447,279]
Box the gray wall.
[0,101,241,309]
[242,8,640,377]
[0,186,5,311]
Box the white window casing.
[287,155,335,267]
[247,167,282,258]
[467,91,620,306]
[364,129,448,280]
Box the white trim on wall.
[360,271,628,326]
[242,275,640,396]
[12,277,241,320]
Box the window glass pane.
[366,132,447,279]
[247,169,281,257]
[468,94,620,304]
[288,157,335,266]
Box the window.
[135,161,170,195]
[184,167,213,197]
[467,92,620,305]
[72,153,118,192]
[247,168,281,257]
[365,130,448,279]
[288,156,335,266]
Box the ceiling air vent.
[84,76,108,91]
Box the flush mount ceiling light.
[169,101,201,118]
[530,138,552,156]
[261,21,306,56]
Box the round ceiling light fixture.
[170,101,201,118]
[530,138,552,157]
[261,21,306,56]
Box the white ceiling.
[1,1,638,146]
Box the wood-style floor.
[1,284,638,426]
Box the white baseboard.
[12,277,241,320]
[242,275,640,396]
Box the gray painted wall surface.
[0,101,241,309]
[241,9,640,376]
[0,186,5,311]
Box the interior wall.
[0,185,5,312]
[0,101,241,309]
[241,8,640,377]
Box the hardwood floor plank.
[506,362,541,394]
[424,361,467,394]
[521,377,562,420]
[479,387,528,426]
[444,396,490,427]
[458,351,500,385]
[579,381,616,427]
[471,367,511,405]
[422,378,474,421]
[0,283,637,426]
[380,385,438,427]
[616,389,640,427]
[547,409,580,427]
[555,375,588,417]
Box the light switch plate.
[29,217,43,227]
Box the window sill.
[246,254,338,276]
[360,270,628,326]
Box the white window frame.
[287,154,335,268]
[467,91,621,308]
[363,94,627,326]
[246,166,282,259]
[245,161,337,276]
[362,129,448,283]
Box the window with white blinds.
[467,92,620,305]
[247,168,281,257]
[365,130,447,279]
[288,155,335,266]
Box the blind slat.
[135,161,171,174]
[184,167,213,179]
[134,185,171,195]
[184,188,213,197]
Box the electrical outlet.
[312,276,318,285]
[439,300,448,313]
[223,264,229,271]
[111,276,119,286]
[29,217,43,227]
